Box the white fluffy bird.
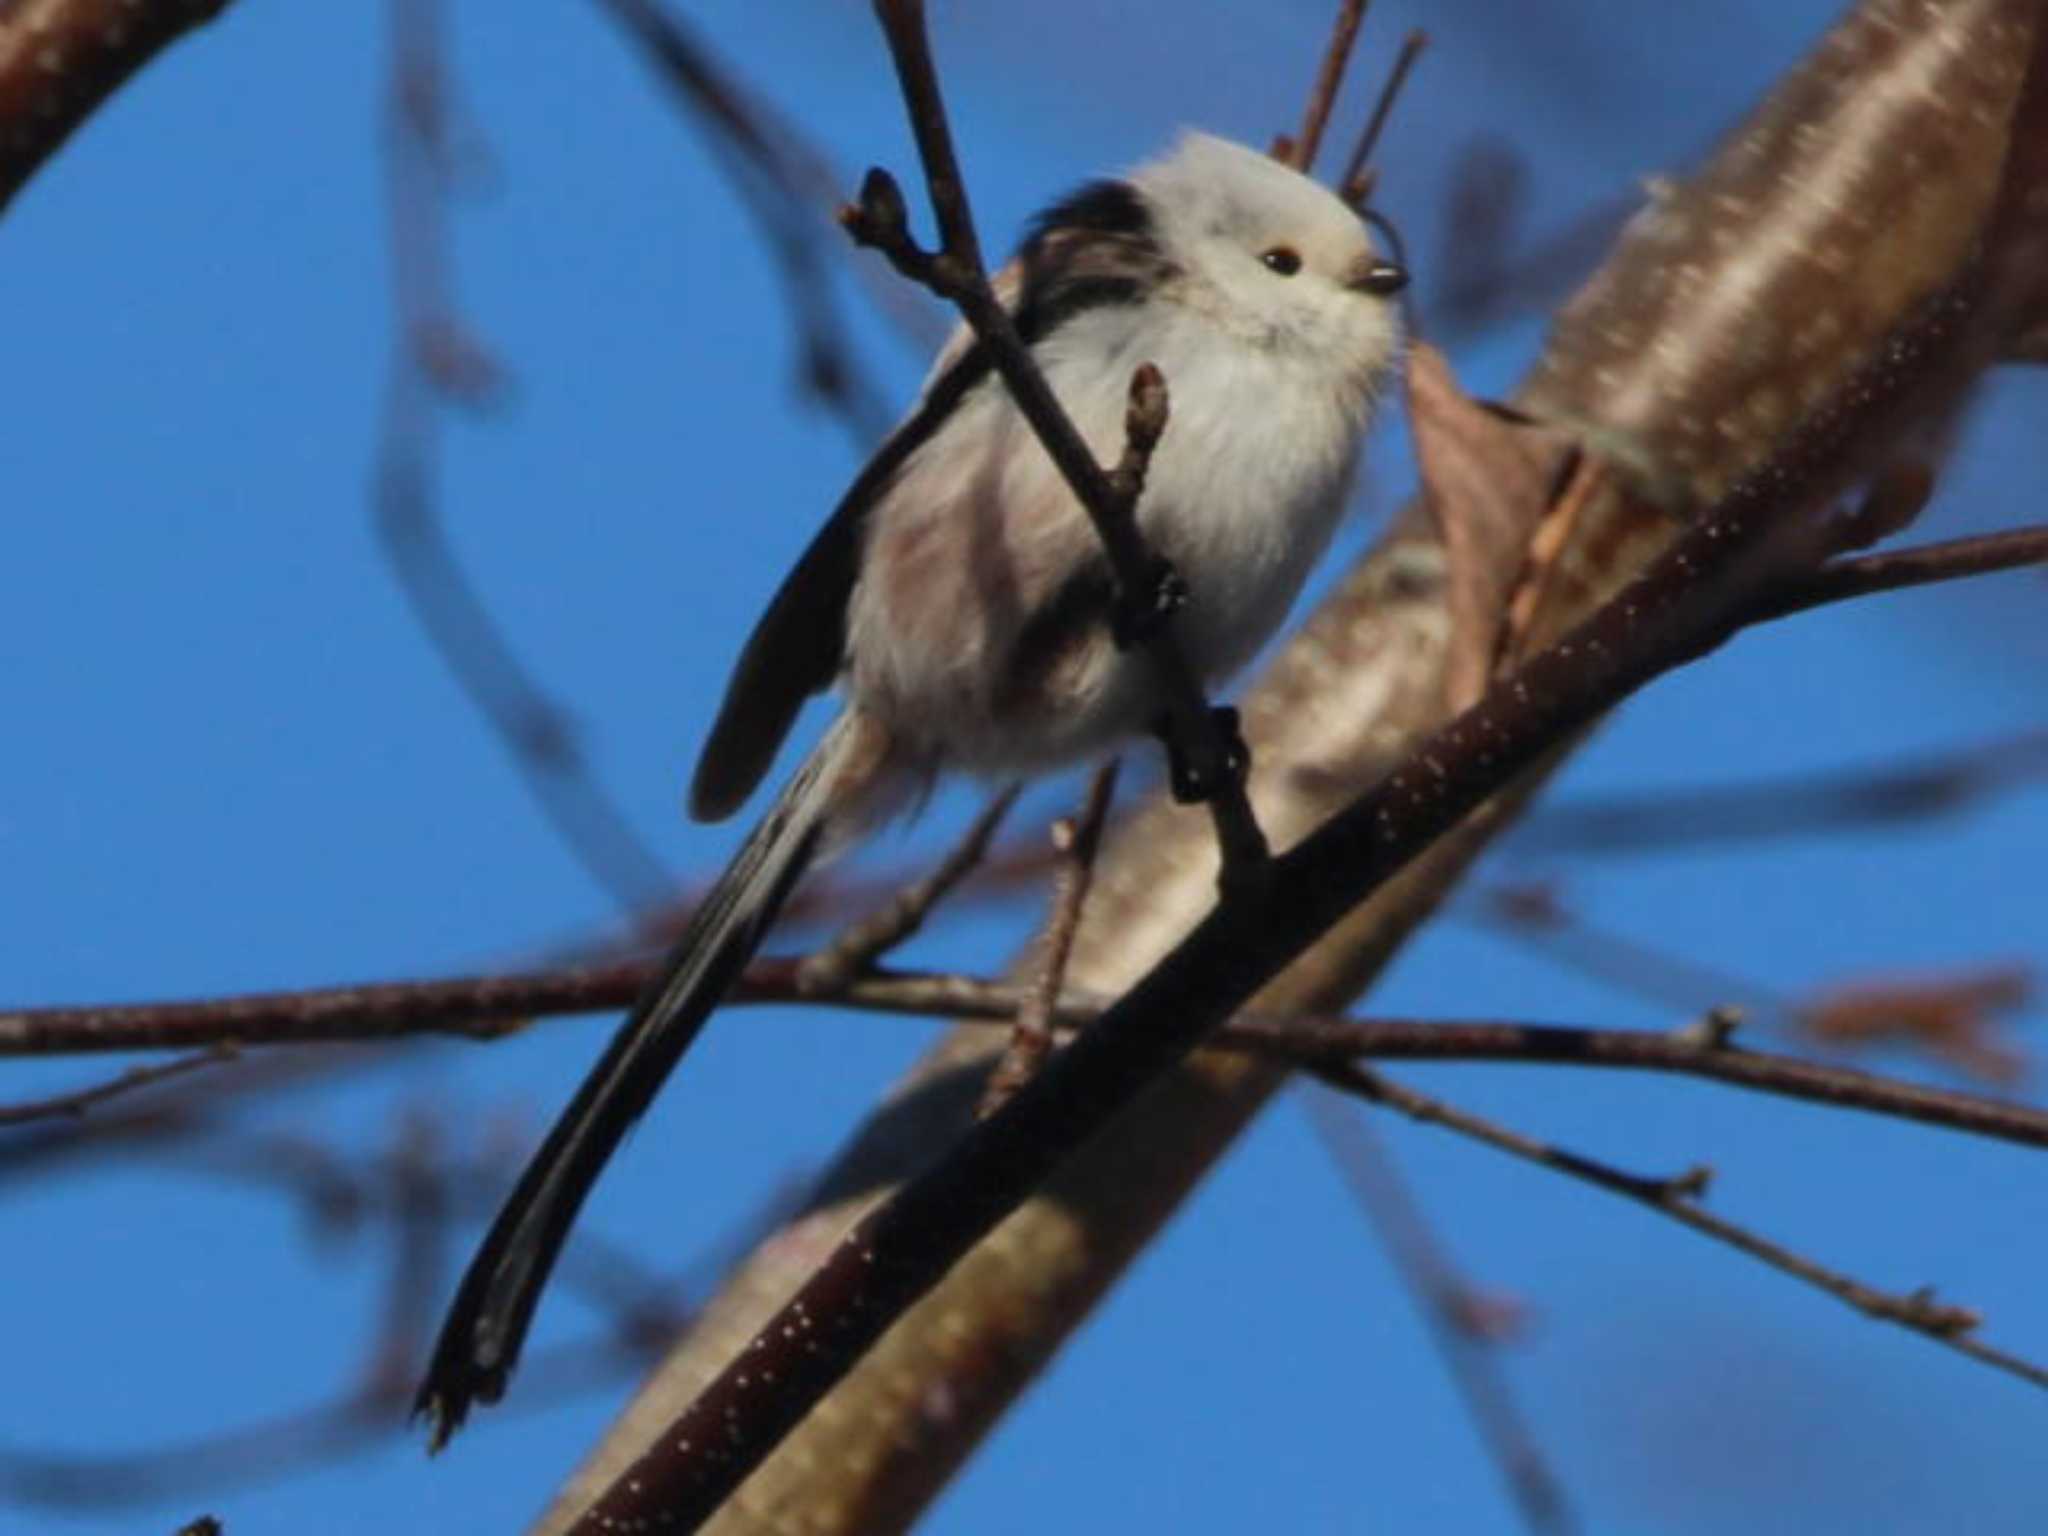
[418,130,1408,1443]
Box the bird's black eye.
[1260,246,1303,276]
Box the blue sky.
[2,2,2044,1532]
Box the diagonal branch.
[1321,1063,2048,1394]
[1273,0,1369,173]
[0,1045,239,1127]
[572,232,2031,1525]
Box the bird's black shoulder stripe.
[1014,178,1175,348]
[1025,178,1155,246]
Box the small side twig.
[1753,524,2048,623]
[1273,0,1370,173]
[1319,1063,2048,1392]
[0,1044,240,1128]
[1338,28,1427,206]
[979,760,1121,1119]
[794,784,1022,995]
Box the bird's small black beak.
[1350,261,1409,297]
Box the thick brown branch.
[0,0,235,214]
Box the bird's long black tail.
[415,712,881,1449]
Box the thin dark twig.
[841,0,1270,887]
[377,0,673,916]
[1301,1085,1572,1534]
[795,784,1023,994]
[1276,0,1370,173]
[1339,28,1427,205]
[1318,1062,2048,1393]
[979,759,1121,1119]
[0,1045,239,1127]
[13,963,2048,1155]
[0,1049,391,1197]
[1756,524,2048,622]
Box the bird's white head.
[1128,131,1406,402]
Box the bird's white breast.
[844,300,1368,779]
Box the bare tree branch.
[0,1046,238,1127]
[1321,1062,2048,1394]
[794,786,1021,996]
[12,964,2048,1153]
[1272,0,1368,173]
[0,0,237,214]
[1337,27,1426,205]
[1757,523,2048,619]
[979,760,1120,1118]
